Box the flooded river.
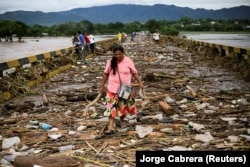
[0,35,115,62]
[182,33,250,49]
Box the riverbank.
[0,36,249,166]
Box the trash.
[90,112,98,118]
[220,117,237,122]
[2,136,21,149]
[179,104,188,109]
[183,112,196,117]
[0,158,12,166]
[188,121,205,131]
[64,110,72,116]
[29,119,39,125]
[25,124,39,129]
[165,96,175,104]
[135,125,153,138]
[160,128,173,133]
[58,145,75,152]
[39,122,52,130]
[237,98,249,105]
[69,131,76,135]
[195,132,214,143]
[163,145,192,151]
[77,125,87,131]
[48,133,62,140]
[228,135,239,143]
[204,110,216,114]
[239,135,250,141]
[196,103,209,110]
[3,148,24,162]
[207,105,219,110]
[178,98,188,104]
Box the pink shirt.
[104,56,138,93]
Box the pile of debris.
[0,37,249,167]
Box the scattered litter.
[195,132,214,143]
[136,125,153,138]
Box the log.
[158,101,172,115]
[0,119,17,125]
[186,85,197,97]
[127,131,165,138]
[42,94,49,106]
[147,124,185,130]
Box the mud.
[0,37,250,167]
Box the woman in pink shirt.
[99,45,144,134]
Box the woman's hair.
[111,45,124,75]
[112,45,124,53]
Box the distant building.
[41,33,49,36]
[210,21,216,25]
[243,25,250,30]
[234,21,239,24]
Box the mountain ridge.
[0,4,249,26]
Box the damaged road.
[0,37,250,167]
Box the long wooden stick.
[82,93,102,116]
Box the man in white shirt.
[88,34,95,53]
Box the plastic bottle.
[58,145,74,152]
[39,122,52,130]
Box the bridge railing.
[164,36,250,62]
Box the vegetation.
[0,17,250,41]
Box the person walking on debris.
[72,33,80,54]
[153,31,160,44]
[117,32,122,44]
[88,33,95,53]
[121,32,127,43]
[131,32,136,42]
[84,33,91,54]
[77,31,86,63]
[99,45,144,134]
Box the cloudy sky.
[0,0,249,14]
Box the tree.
[0,20,28,42]
[27,24,45,37]
[78,20,94,34]
[180,17,193,26]
[14,21,29,42]
[144,19,160,33]
[123,21,143,33]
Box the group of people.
[117,31,160,44]
[72,31,95,62]
[117,32,128,44]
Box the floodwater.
[182,33,250,49]
[0,35,116,63]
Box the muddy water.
[183,33,250,49]
[0,35,115,62]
